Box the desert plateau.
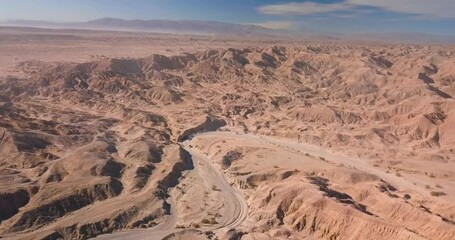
[1,12,455,240]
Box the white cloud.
[347,0,455,18]
[258,2,351,15]
[246,21,294,29]
[258,0,455,18]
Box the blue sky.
[1,0,454,35]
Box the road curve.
[95,130,453,239]
[93,137,248,240]
[182,140,248,230]
[197,131,433,198]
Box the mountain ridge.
[1,17,455,44]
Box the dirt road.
[198,131,438,198]
[94,130,441,239]
[93,138,248,240]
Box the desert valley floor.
[0,27,455,240]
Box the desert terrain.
[0,27,455,240]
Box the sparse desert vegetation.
[430,191,447,197]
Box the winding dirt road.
[93,138,248,240]
[94,130,447,240]
[198,131,440,198]
[182,141,248,230]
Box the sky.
[0,0,454,35]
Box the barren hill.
[0,43,455,239]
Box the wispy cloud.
[246,21,294,30]
[348,0,455,18]
[258,0,455,18]
[258,2,351,15]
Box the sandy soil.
[0,27,454,240]
[0,26,287,77]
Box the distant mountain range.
[0,18,295,37]
[1,18,455,44]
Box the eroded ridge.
[0,44,454,239]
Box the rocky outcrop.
[6,178,123,232]
[177,116,226,142]
[0,189,30,223]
